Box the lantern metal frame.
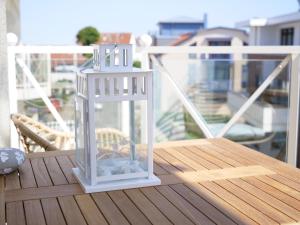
[72,59,160,192]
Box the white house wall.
[250,21,300,45]
[6,0,20,39]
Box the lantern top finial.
[93,44,133,72]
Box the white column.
[0,0,11,147]
[287,54,300,166]
[7,48,18,147]
[231,37,243,92]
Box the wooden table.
[1,138,300,225]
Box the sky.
[20,0,298,45]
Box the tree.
[76,26,100,46]
[133,60,141,68]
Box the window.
[208,40,231,46]
[188,42,197,59]
[208,40,231,59]
[280,28,294,45]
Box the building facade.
[236,12,300,45]
[153,15,207,46]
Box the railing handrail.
[8,45,93,54]
[144,46,300,54]
[8,45,300,54]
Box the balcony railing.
[7,45,300,167]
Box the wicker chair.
[11,113,128,154]
[11,114,74,152]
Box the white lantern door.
[89,73,150,183]
[75,73,90,180]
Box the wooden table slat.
[108,190,152,225]
[75,194,108,225]
[125,188,173,225]
[256,175,300,200]
[91,192,130,225]
[19,158,37,188]
[212,139,300,181]
[68,154,76,166]
[163,147,208,171]
[58,196,88,225]
[268,174,300,192]
[229,178,300,221]
[30,158,53,187]
[153,162,169,175]
[56,155,79,184]
[193,144,243,167]
[200,181,279,225]
[41,198,67,225]
[140,186,194,225]
[5,170,21,191]
[215,179,295,224]
[153,153,181,174]
[155,148,195,172]
[5,183,83,202]
[185,182,258,225]
[202,142,254,166]
[0,177,5,225]
[189,145,233,169]
[6,201,26,225]
[169,183,237,225]
[179,146,220,169]
[243,177,300,211]
[24,199,47,225]
[156,185,217,225]
[44,157,68,185]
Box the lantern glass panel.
[75,97,86,169]
[93,100,148,180]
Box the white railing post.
[7,48,18,147]
[46,53,51,94]
[287,54,300,166]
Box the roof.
[171,33,195,46]
[98,32,132,44]
[197,27,248,35]
[51,53,86,65]
[171,27,248,46]
[236,11,300,27]
[158,16,205,24]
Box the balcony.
[2,45,300,225]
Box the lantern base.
[72,168,161,193]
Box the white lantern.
[73,44,160,193]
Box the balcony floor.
[1,138,300,225]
